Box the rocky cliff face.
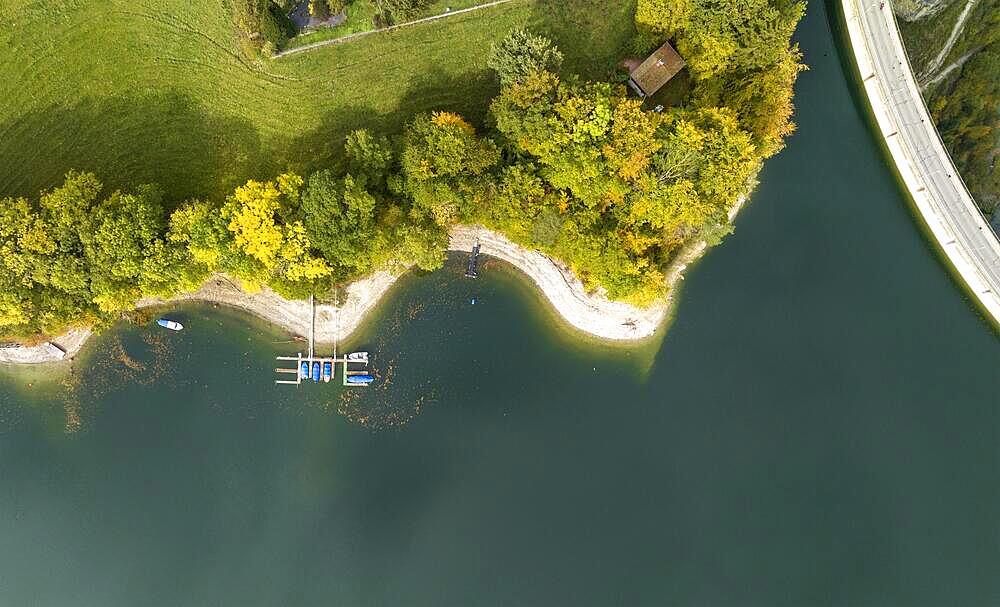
[894,0,950,20]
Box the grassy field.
[0,0,637,205]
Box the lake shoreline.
[1,205,749,365]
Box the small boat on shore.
[156,319,183,331]
[322,361,333,383]
[346,374,374,385]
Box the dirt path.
[922,47,979,90]
[273,0,518,59]
[919,0,978,85]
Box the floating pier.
[343,353,374,386]
[275,353,371,387]
[465,242,481,278]
[274,294,372,386]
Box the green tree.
[375,0,429,24]
[300,170,389,280]
[488,29,564,87]
[82,185,173,312]
[931,43,1000,211]
[344,129,395,190]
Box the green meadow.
[0,0,636,205]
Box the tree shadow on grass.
[277,103,385,177]
[0,92,267,206]
[370,65,502,144]
[526,0,638,81]
[0,66,504,207]
[279,67,499,176]
[393,66,500,130]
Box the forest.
[0,0,805,340]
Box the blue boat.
[300,362,309,380]
[346,374,374,385]
[156,319,183,331]
[322,361,333,383]
[311,362,321,382]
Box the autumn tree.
[491,71,663,208]
[0,172,202,338]
[220,173,332,296]
[710,48,806,157]
[308,0,330,19]
[401,112,500,225]
[636,0,804,78]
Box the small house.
[628,42,685,98]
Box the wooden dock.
[275,353,372,387]
[274,294,372,386]
[276,353,338,385]
[465,242,481,278]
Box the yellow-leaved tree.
[221,173,331,295]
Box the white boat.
[156,319,183,331]
[347,352,368,362]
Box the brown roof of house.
[629,42,685,97]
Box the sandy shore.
[1,212,747,365]
[450,226,669,339]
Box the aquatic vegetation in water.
[335,290,440,430]
[56,330,182,432]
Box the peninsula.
[0,0,805,362]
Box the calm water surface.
[1,3,998,605]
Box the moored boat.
[300,362,310,380]
[156,319,183,331]
[347,352,369,362]
[322,361,333,383]
[311,362,321,382]
[346,374,374,385]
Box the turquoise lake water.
[1,2,998,605]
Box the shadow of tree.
[278,103,385,177]
[280,66,499,176]
[393,65,500,130]
[526,0,638,81]
[0,92,266,206]
[0,61,505,208]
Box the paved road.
[850,0,1000,323]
